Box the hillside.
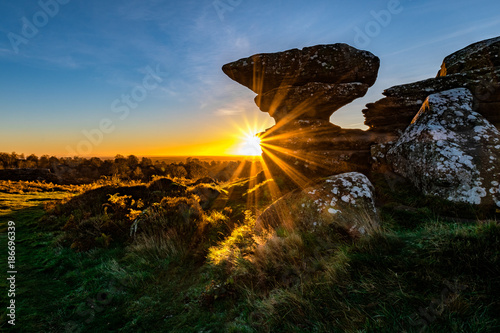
[0,170,499,332]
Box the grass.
[0,191,71,216]
[0,177,499,332]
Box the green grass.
[0,192,72,217]
[0,179,499,332]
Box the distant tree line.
[0,152,261,184]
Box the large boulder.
[386,88,500,208]
[256,172,380,238]
[363,36,500,134]
[223,44,380,124]
[222,44,379,94]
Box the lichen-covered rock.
[438,36,500,76]
[222,44,379,94]
[223,43,379,124]
[386,88,500,207]
[256,172,380,238]
[363,36,500,134]
[370,142,393,173]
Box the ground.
[0,176,499,332]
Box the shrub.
[129,196,239,263]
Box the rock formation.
[363,36,500,134]
[223,44,390,182]
[223,44,379,123]
[383,88,500,208]
[256,172,379,237]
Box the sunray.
[260,146,312,189]
[245,158,259,210]
[261,142,331,171]
[259,155,285,201]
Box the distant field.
[98,155,261,163]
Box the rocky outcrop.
[384,88,500,208]
[438,37,500,76]
[223,44,379,124]
[363,36,500,134]
[223,44,386,182]
[256,172,379,237]
[260,120,394,180]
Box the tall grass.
[7,175,499,332]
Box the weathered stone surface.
[438,36,500,76]
[363,95,424,133]
[363,36,500,134]
[222,44,380,94]
[386,88,500,207]
[256,172,380,238]
[255,82,370,123]
[260,120,396,182]
[223,44,379,124]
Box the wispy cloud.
[214,108,244,116]
[212,94,259,117]
[383,18,500,58]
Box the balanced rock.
[223,44,379,123]
[256,172,380,237]
[386,88,500,208]
[363,36,500,134]
[223,44,385,182]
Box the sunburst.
[238,132,262,156]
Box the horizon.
[1,0,500,157]
[0,152,263,160]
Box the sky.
[0,0,499,157]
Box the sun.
[238,132,262,156]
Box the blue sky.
[1,0,499,156]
